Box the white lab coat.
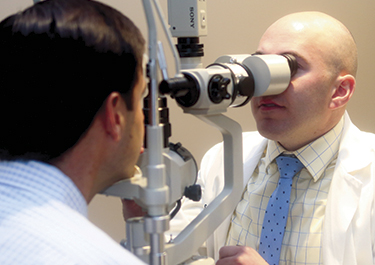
[170,112,375,264]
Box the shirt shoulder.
[0,202,146,265]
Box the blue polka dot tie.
[259,155,304,265]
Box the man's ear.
[102,92,126,142]
[330,74,355,109]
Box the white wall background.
[1,0,375,243]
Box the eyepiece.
[282,53,298,77]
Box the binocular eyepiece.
[160,53,297,114]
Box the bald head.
[252,12,357,150]
[260,11,357,77]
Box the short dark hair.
[0,0,145,161]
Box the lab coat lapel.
[323,165,362,265]
[242,133,268,189]
[322,112,370,264]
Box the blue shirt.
[0,160,146,265]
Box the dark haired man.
[0,0,146,264]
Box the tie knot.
[275,155,304,179]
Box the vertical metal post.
[141,1,170,264]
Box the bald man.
[170,11,375,265]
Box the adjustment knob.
[184,184,202,202]
[208,74,231,104]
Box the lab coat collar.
[336,112,374,173]
[242,132,268,189]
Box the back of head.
[0,0,145,161]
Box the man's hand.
[216,246,269,265]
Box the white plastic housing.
[168,0,208,37]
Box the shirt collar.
[265,116,344,181]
